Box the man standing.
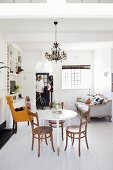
[36,76,44,109]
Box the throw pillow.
[15,107,24,111]
[80,95,87,103]
[85,98,91,104]
[98,98,104,104]
[95,97,99,102]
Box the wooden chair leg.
[64,131,68,151]
[15,122,17,133]
[72,134,74,145]
[45,135,48,145]
[85,134,89,149]
[32,134,34,150]
[38,138,40,157]
[41,135,43,142]
[50,134,55,152]
[13,120,15,131]
[78,137,81,157]
[71,133,73,141]
[108,115,112,122]
[88,114,90,123]
[49,123,52,141]
[13,120,17,133]
[61,122,64,141]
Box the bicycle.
[36,92,46,110]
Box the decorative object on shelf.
[16,66,24,74]
[0,62,9,72]
[104,71,108,77]
[45,21,67,62]
[15,85,19,93]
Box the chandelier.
[45,21,67,62]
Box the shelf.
[10,58,21,65]
[7,43,23,102]
[10,91,22,95]
[10,92,23,101]
[10,73,18,76]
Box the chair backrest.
[61,102,64,109]
[27,111,40,134]
[79,108,90,132]
[6,95,16,120]
[6,95,30,122]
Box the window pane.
[62,66,91,89]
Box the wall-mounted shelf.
[7,43,23,101]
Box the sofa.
[75,94,112,122]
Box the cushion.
[77,104,89,113]
[89,96,95,102]
[85,98,91,104]
[15,107,24,111]
[98,98,104,104]
[95,97,99,102]
[75,102,85,109]
[92,97,104,105]
[80,95,87,103]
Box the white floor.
[0,118,113,170]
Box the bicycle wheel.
[39,97,46,110]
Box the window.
[62,65,91,89]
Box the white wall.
[22,45,113,112]
[22,51,43,110]
[22,50,94,109]
[94,46,112,99]
[53,50,94,109]
[111,49,113,73]
[0,32,7,125]
[111,49,113,116]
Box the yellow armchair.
[6,96,30,133]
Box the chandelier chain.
[55,22,57,43]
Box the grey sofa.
[75,94,112,122]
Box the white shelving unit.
[7,43,23,102]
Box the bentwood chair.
[27,111,55,157]
[6,95,30,133]
[64,108,90,156]
[49,102,65,140]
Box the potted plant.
[15,85,19,93]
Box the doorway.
[36,73,53,108]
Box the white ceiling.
[0,18,113,51]
[0,0,113,3]
[0,0,46,3]
[1,18,113,33]
[67,0,113,3]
